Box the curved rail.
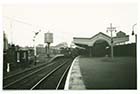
[4,63,54,89]
[3,57,65,89]
[56,64,71,90]
[64,56,80,90]
[4,57,73,90]
[30,59,70,90]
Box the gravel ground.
[79,56,136,89]
[3,54,54,78]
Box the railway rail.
[3,57,73,90]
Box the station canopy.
[73,32,129,47]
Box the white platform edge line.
[64,56,80,90]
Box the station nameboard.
[44,33,53,43]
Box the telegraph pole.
[33,30,41,65]
[10,20,13,45]
[106,23,117,59]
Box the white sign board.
[44,33,53,43]
[113,35,129,44]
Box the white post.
[7,63,10,72]
[33,38,37,65]
[17,52,20,62]
[34,41,36,56]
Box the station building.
[73,31,130,57]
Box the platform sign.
[44,33,53,43]
[113,35,129,44]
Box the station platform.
[64,56,86,90]
[65,56,136,90]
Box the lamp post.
[132,23,137,58]
[132,23,137,44]
[106,23,117,59]
[33,30,41,65]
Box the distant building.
[36,44,46,55]
[36,42,68,55]
[116,31,126,38]
[3,32,9,51]
[54,42,68,49]
[37,44,44,47]
[49,42,68,54]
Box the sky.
[0,1,139,94]
[2,3,138,47]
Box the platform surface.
[79,56,136,89]
[65,56,136,90]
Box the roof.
[73,32,110,40]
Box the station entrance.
[92,40,110,57]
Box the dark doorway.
[92,40,110,57]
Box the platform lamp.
[132,23,137,44]
[132,23,137,58]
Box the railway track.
[3,57,73,90]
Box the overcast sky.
[3,3,137,47]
